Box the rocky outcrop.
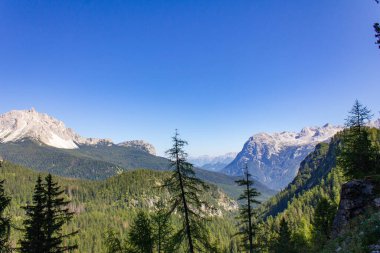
[331,179,380,238]
[118,140,156,155]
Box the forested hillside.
[253,127,380,252]
[0,162,241,252]
[0,139,275,201]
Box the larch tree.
[338,100,378,178]
[164,130,210,253]
[235,164,261,253]
[0,180,11,252]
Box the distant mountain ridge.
[223,123,344,190]
[0,108,155,154]
[189,152,237,171]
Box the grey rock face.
[118,140,156,155]
[222,124,342,190]
[331,179,380,238]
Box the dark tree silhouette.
[43,174,78,252]
[0,180,11,252]
[235,164,261,253]
[20,175,78,253]
[374,0,380,48]
[164,130,210,252]
[20,176,47,253]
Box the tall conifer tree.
[338,100,378,178]
[20,176,46,253]
[20,174,78,253]
[43,174,77,252]
[235,164,260,253]
[164,130,210,252]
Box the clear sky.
[0,0,379,156]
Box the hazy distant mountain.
[0,108,155,154]
[223,124,343,190]
[189,152,237,171]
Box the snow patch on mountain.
[0,109,155,153]
[223,124,343,190]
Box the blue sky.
[0,0,379,156]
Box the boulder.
[331,179,380,238]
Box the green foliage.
[0,180,11,252]
[128,211,154,253]
[104,230,124,253]
[254,134,347,252]
[43,174,78,252]
[1,162,239,252]
[20,175,78,253]
[151,201,174,253]
[312,197,337,243]
[20,176,47,253]
[272,218,296,253]
[322,211,380,253]
[0,139,169,181]
[0,139,275,202]
[338,100,379,179]
[235,164,261,253]
[164,131,212,252]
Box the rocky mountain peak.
[223,124,343,190]
[118,140,156,155]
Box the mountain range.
[0,108,275,200]
[2,108,377,193]
[223,124,343,190]
[188,152,237,172]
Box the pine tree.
[128,211,154,253]
[42,174,78,252]
[235,164,260,253]
[338,100,378,178]
[20,176,46,253]
[151,201,174,253]
[20,174,78,253]
[273,218,296,253]
[0,180,11,252]
[164,130,210,252]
